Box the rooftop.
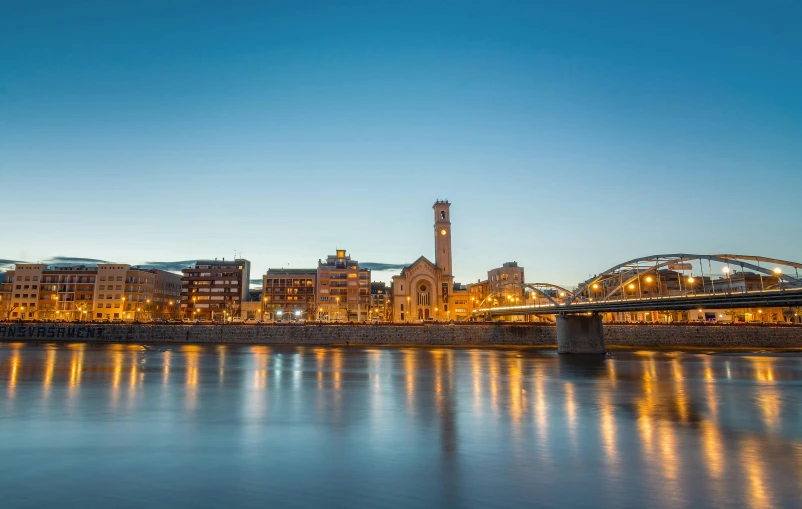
[265,268,317,275]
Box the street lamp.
[722,266,733,293]
[773,267,783,290]
[406,296,411,323]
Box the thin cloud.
[140,260,198,272]
[45,256,111,265]
[360,262,409,271]
[0,259,25,270]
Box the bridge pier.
[556,314,605,354]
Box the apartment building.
[0,263,181,321]
[370,282,390,321]
[181,258,251,321]
[318,250,370,322]
[262,268,317,321]
[488,262,525,295]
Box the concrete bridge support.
[556,314,605,354]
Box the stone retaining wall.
[604,324,802,348]
[0,323,800,348]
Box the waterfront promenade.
[1,322,801,349]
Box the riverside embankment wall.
[1,323,801,348]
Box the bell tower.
[433,200,452,276]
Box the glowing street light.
[645,276,653,283]
[773,267,782,275]
[722,266,730,274]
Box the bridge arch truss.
[570,253,802,305]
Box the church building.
[392,200,456,322]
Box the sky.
[2,1,801,287]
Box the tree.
[2,300,21,321]
[305,299,317,321]
[724,308,743,323]
[224,298,241,322]
[784,306,802,323]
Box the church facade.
[392,201,457,322]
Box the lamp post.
[773,267,783,290]
[336,296,341,322]
[722,266,732,293]
[406,296,411,323]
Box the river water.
[0,342,800,508]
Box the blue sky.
[2,1,800,286]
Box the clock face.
[440,229,447,236]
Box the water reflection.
[0,343,800,509]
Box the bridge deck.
[484,288,802,315]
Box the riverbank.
[1,322,801,348]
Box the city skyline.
[3,1,801,286]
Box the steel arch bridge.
[479,254,802,317]
[466,282,575,320]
